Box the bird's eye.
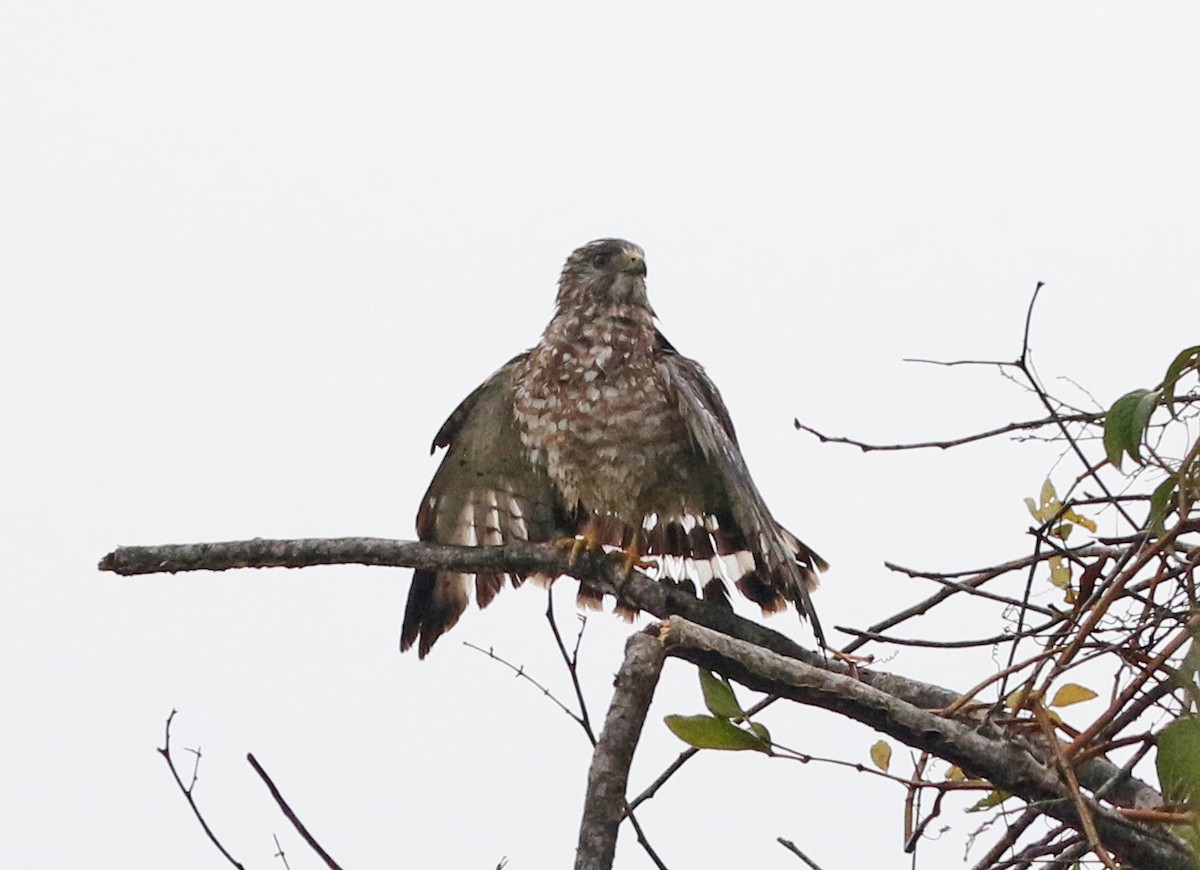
[590,252,610,268]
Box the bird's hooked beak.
[613,246,650,308]
[619,247,647,277]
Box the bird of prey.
[401,239,826,657]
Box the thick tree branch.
[660,617,1193,870]
[99,537,570,578]
[575,630,665,870]
[102,539,1167,827]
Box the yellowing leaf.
[869,739,892,773]
[1026,479,1096,537]
[1026,479,1063,523]
[945,765,966,782]
[1062,507,1097,533]
[1050,684,1098,708]
[1005,688,1030,710]
[1049,555,1071,589]
[1040,478,1057,510]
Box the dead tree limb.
[100,536,1165,813]
[102,537,1176,862]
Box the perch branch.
[103,539,1167,823]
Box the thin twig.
[794,411,1100,453]
[968,808,1041,870]
[272,834,292,870]
[543,593,668,868]
[463,641,586,728]
[776,837,825,869]
[247,754,344,870]
[157,710,246,870]
[546,588,597,743]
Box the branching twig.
[157,711,246,870]
[794,411,1101,453]
[272,834,291,870]
[463,640,586,727]
[547,589,597,744]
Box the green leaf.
[1158,715,1200,804]
[664,715,770,753]
[1162,345,1200,417]
[966,789,1012,812]
[1104,388,1158,470]
[699,669,743,719]
[748,722,772,746]
[1175,635,1200,714]
[1149,475,1179,536]
[1130,389,1161,464]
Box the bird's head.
[556,238,650,312]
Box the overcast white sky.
[3,4,1199,869]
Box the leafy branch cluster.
[774,337,1200,868]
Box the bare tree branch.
[575,630,665,870]
[103,536,1167,817]
[99,536,568,578]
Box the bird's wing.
[401,354,570,657]
[653,332,826,642]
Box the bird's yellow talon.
[556,529,603,567]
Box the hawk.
[401,239,826,657]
